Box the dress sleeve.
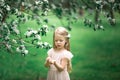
[64,51,73,60]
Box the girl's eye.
[60,40,63,42]
[55,40,58,42]
[55,40,63,42]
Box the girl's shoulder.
[47,48,54,52]
[47,48,54,55]
[63,50,73,60]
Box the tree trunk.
[95,9,100,24]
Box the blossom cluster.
[36,42,52,49]
[16,45,28,56]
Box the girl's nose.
[57,41,60,44]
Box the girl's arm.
[53,57,68,72]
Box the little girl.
[45,27,73,80]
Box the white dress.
[47,48,73,80]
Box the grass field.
[0,12,120,80]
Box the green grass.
[70,26,120,80]
[0,12,120,80]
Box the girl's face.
[54,34,66,50]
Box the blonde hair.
[53,27,70,51]
[53,27,72,72]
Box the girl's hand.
[49,60,56,64]
[46,57,56,64]
[46,57,51,62]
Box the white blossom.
[112,19,116,23]
[51,4,56,9]
[44,0,48,3]
[6,5,10,11]
[17,11,22,16]
[12,39,17,43]
[24,30,33,37]
[16,47,21,52]
[0,13,2,17]
[32,30,38,34]
[11,24,20,34]
[37,42,43,45]
[23,50,28,54]
[24,29,38,37]
[14,29,20,34]
[2,22,8,29]
[43,11,48,16]
[16,45,28,55]
[6,44,11,49]
[1,0,4,2]
[21,45,26,50]
[5,36,10,40]
[12,20,18,25]
[34,34,41,40]
[107,17,111,21]
[43,25,48,32]
[35,0,40,5]
[95,0,102,4]
[100,25,104,29]
[15,9,19,15]
[40,1,43,5]
[37,42,43,48]
[95,24,99,29]
[22,2,25,6]
[44,42,48,46]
